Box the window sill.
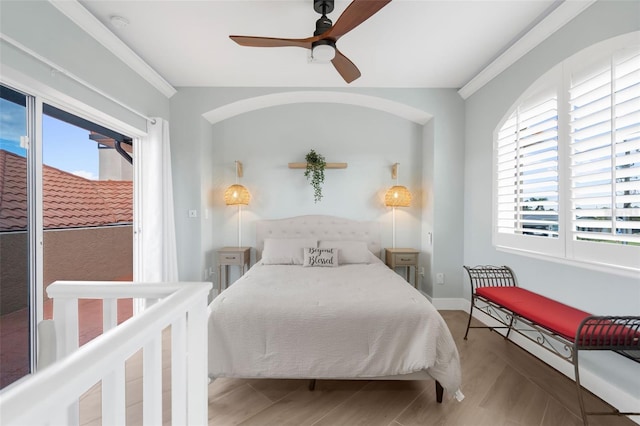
[495,245,640,280]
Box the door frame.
[1,74,146,376]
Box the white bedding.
[207,255,462,395]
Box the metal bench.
[463,265,640,426]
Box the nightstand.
[385,248,419,288]
[217,247,251,293]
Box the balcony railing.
[0,280,211,425]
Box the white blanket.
[208,257,462,395]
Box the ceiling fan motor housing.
[311,13,335,61]
[314,15,333,37]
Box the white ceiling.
[69,0,580,91]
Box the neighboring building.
[0,149,133,314]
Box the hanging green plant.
[304,149,326,203]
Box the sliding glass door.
[40,104,134,343]
[0,84,134,389]
[0,85,34,388]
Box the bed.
[207,215,463,402]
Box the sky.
[0,98,99,180]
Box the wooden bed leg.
[435,381,444,403]
[308,379,316,391]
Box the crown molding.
[48,0,176,98]
[458,0,596,100]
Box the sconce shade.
[224,184,250,205]
[385,185,411,207]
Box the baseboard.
[429,297,469,311]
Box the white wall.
[169,88,465,300]
[464,0,640,410]
[0,1,169,131]
[212,102,423,246]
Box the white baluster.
[102,364,126,425]
[143,331,163,426]
[103,298,118,332]
[187,299,209,425]
[52,296,79,426]
[172,315,187,425]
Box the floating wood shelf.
[288,162,348,169]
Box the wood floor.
[79,310,635,426]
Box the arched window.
[494,32,639,273]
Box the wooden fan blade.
[326,0,391,40]
[230,35,317,49]
[331,49,361,83]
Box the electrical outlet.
[436,273,445,285]
[419,267,425,275]
[188,209,197,218]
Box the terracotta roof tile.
[0,150,132,232]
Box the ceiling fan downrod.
[313,0,334,36]
[312,0,336,56]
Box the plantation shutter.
[496,90,559,238]
[569,49,640,245]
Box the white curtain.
[135,118,178,289]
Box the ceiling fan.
[229,0,392,84]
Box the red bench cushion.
[476,287,591,341]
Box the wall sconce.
[224,161,250,247]
[385,163,411,248]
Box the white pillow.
[303,248,338,267]
[261,238,317,265]
[318,240,371,264]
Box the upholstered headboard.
[255,215,381,259]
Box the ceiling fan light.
[312,44,336,62]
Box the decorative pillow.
[318,240,370,264]
[261,238,317,265]
[303,247,338,267]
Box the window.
[494,36,640,273]
[496,87,560,246]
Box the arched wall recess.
[204,89,445,300]
[202,91,433,125]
